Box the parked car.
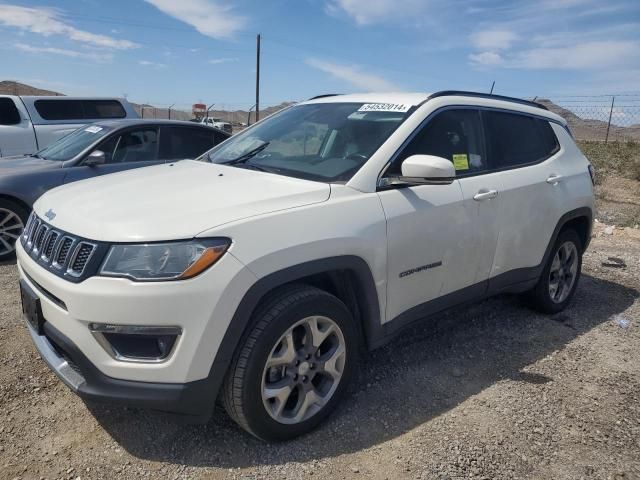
[0,96,138,157]
[17,91,594,441]
[0,119,229,260]
[200,117,233,134]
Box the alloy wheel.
[0,208,24,257]
[261,315,346,424]
[548,241,578,303]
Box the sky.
[1,0,639,110]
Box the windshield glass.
[204,102,413,182]
[37,124,112,161]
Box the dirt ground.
[1,223,640,480]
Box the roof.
[93,118,228,131]
[305,92,431,106]
[302,91,565,124]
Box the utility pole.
[255,33,261,122]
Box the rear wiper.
[30,153,42,159]
[224,142,270,165]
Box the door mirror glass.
[84,150,106,167]
[397,154,455,185]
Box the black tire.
[222,284,358,441]
[0,198,29,262]
[527,229,583,314]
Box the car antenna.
[489,81,495,94]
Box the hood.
[0,155,61,175]
[34,160,331,242]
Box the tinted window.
[214,130,229,145]
[159,126,215,160]
[484,111,559,168]
[389,109,486,175]
[94,127,158,164]
[0,98,21,125]
[82,100,127,119]
[35,99,126,120]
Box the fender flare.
[199,255,381,414]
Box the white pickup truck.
[200,117,233,134]
[0,96,138,157]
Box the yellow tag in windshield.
[453,154,469,170]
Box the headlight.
[99,238,230,281]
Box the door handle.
[546,174,563,184]
[473,189,498,201]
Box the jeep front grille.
[20,212,104,282]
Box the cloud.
[138,60,167,68]
[511,41,637,69]
[470,30,519,50]
[14,42,113,62]
[144,0,246,39]
[468,51,504,67]
[468,40,637,70]
[306,58,397,91]
[326,0,424,25]
[0,4,138,49]
[209,57,238,64]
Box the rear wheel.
[0,199,28,262]
[527,229,582,314]
[223,285,357,441]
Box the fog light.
[89,324,181,363]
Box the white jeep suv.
[17,91,594,441]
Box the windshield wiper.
[234,162,275,173]
[224,142,270,165]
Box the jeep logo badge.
[44,209,56,221]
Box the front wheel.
[527,229,582,314]
[223,285,357,441]
[0,199,29,262]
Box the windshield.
[37,124,112,161]
[204,102,413,182]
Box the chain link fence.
[536,95,640,143]
[132,94,640,143]
[131,102,276,129]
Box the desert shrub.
[577,140,640,181]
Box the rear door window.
[0,98,21,125]
[159,126,215,160]
[483,111,559,169]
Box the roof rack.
[428,90,548,111]
[308,94,342,100]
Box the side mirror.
[84,150,106,167]
[396,154,455,185]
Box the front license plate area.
[20,280,44,335]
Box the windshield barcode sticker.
[84,126,103,133]
[358,103,411,113]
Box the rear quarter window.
[34,99,126,120]
[0,98,22,125]
[159,126,216,160]
[484,111,560,169]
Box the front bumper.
[17,238,257,418]
[26,318,222,419]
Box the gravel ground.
[1,223,639,480]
